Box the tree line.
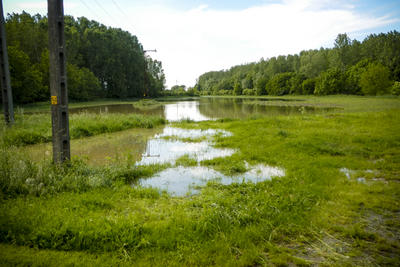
[3,12,166,104]
[193,32,400,96]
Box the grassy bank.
[0,113,166,147]
[0,96,399,266]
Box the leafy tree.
[242,89,256,95]
[67,64,101,101]
[5,12,165,103]
[344,59,371,94]
[241,73,254,89]
[314,68,345,95]
[301,78,316,94]
[289,73,306,94]
[233,82,242,95]
[392,81,400,95]
[359,63,392,95]
[299,49,329,78]
[331,33,353,69]
[266,72,295,95]
[8,46,45,103]
[194,31,400,97]
[255,76,268,95]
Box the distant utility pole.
[48,0,70,163]
[0,0,14,124]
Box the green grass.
[0,112,166,146]
[0,96,399,266]
[132,99,162,109]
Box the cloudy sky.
[4,0,400,88]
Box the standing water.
[25,98,336,195]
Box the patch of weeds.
[132,99,161,109]
[108,163,171,184]
[160,135,207,143]
[277,130,289,138]
[80,199,114,211]
[0,113,166,147]
[175,155,198,167]
[201,156,247,175]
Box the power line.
[92,0,118,24]
[79,0,101,20]
[111,0,127,17]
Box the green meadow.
[0,96,399,266]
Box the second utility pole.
[48,0,70,163]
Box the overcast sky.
[4,0,400,88]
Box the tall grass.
[0,113,166,147]
[0,96,399,265]
[0,146,169,198]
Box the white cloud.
[7,0,397,89]
[123,0,395,88]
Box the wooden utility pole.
[48,0,70,163]
[0,0,14,124]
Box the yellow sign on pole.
[51,95,57,105]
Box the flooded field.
[68,97,335,121]
[139,164,285,196]
[24,97,336,195]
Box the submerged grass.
[0,113,166,147]
[132,99,162,109]
[0,96,399,266]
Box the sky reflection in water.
[137,126,285,196]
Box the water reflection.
[67,97,335,122]
[198,98,334,119]
[139,164,285,196]
[69,104,165,117]
[136,126,235,165]
[24,123,285,197]
[164,101,209,121]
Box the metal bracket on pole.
[48,0,70,163]
[0,0,14,125]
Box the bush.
[217,90,233,95]
[360,62,392,95]
[301,79,316,95]
[267,72,295,95]
[314,68,345,95]
[392,81,400,95]
[233,82,242,95]
[242,89,256,96]
[68,64,102,101]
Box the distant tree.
[267,72,295,95]
[255,76,268,95]
[392,81,400,95]
[241,73,254,89]
[8,46,45,103]
[4,12,166,103]
[193,31,400,97]
[67,64,102,101]
[233,82,242,95]
[359,63,392,95]
[289,73,306,94]
[314,68,345,95]
[301,78,316,94]
[299,49,329,78]
[332,33,353,69]
[242,89,256,95]
[344,59,371,94]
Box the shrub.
[242,89,256,96]
[360,62,392,95]
[392,81,400,95]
